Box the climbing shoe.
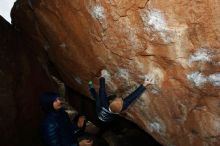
[88,81,94,89]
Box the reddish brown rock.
[12,0,220,146]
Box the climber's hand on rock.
[101,69,109,79]
[143,75,154,87]
[77,115,85,128]
[79,139,93,146]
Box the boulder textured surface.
[12,0,220,146]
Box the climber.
[40,92,93,146]
[88,70,154,124]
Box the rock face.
[12,0,220,146]
[0,16,55,146]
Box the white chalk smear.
[118,68,129,80]
[189,48,212,64]
[141,9,167,32]
[208,73,220,86]
[74,77,82,85]
[147,10,167,32]
[140,9,172,43]
[187,72,207,87]
[187,72,220,87]
[149,122,161,133]
[92,5,105,20]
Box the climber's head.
[109,95,123,113]
[53,97,62,110]
[74,114,86,128]
[40,92,62,112]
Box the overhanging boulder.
[11,0,220,145]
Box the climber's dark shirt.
[89,77,146,122]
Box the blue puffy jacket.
[40,92,79,146]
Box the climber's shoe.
[88,81,94,89]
